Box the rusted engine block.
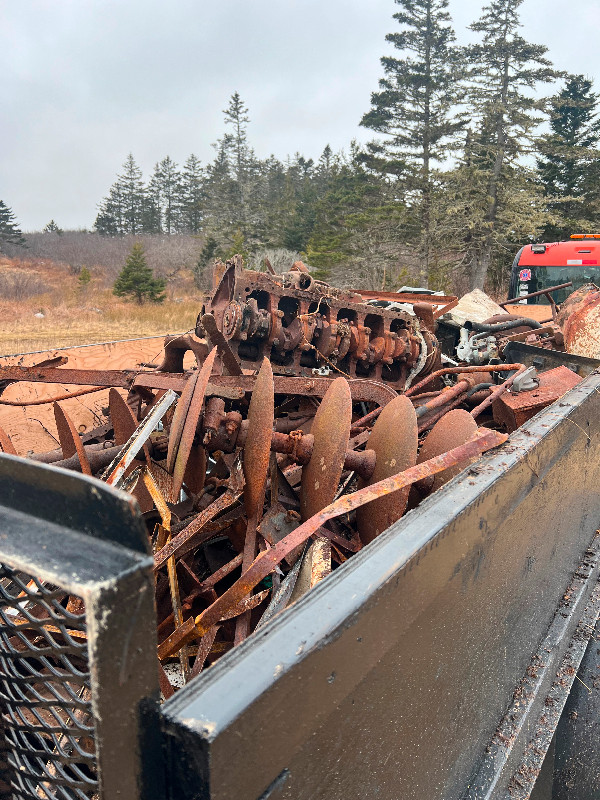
[197,257,440,390]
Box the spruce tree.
[43,219,63,234]
[464,0,559,288]
[95,154,146,235]
[151,156,182,234]
[538,75,600,239]
[0,201,26,250]
[78,266,91,293]
[223,92,250,183]
[360,0,465,284]
[113,242,166,303]
[179,155,205,234]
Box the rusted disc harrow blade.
[243,358,275,519]
[0,424,17,455]
[109,388,137,445]
[172,348,217,500]
[356,394,418,544]
[166,370,199,474]
[182,444,207,496]
[300,376,352,521]
[416,409,478,495]
[53,402,92,475]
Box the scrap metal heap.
[1,258,598,699]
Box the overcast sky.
[2,0,599,231]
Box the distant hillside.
[0,254,201,356]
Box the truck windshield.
[525,265,600,304]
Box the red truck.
[508,234,600,311]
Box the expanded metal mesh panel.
[0,564,98,800]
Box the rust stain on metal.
[300,377,351,521]
[356,395,418,544]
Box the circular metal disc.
[300,377,351,521]
[166,371,199,474]
[172,348,217,499]
[356,395,418,544]
[243,358,274,518]
[53,402,92,475]
[416,409,478,494]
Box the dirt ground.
[0,337,189,455]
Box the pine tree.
[78,266,91,293]
[113,242,166,304]
[179,155,205,234]
[95,154,146,235]
[193,235,219,289]
[437,130,547,293]
[464,0,559,288]
[538,75,600,239]
[43,219,63,235]
[219,93,263,242]
[360,0,465,284]
[0,201,26,251]
[223,92,250,183]
[152,156,182,234]
[305,147,406,287]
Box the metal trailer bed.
[2,373,600,800]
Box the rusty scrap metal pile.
[2,257,599,698]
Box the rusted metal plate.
[356,395,418,544]
[300,377,351,521]
[109,387,137,445]
[416,409,478,493]
[172,348,217,500]
[0,424,17,455]
[243,359,275,519]
[167,372,199,475]
[493,366,582,433]
[53,402,92,475]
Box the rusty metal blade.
[0,424,17,455]
[109,388,137,445]
[156,428,508,656]
[300,377,351,520]
[167,372,199,474]
[243,358,275,519]
[356,394,418,544]
[53,402,92,475]
[416,409,478,494]
[182,445,207,495]
[172,348,217,500]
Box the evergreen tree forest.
[91,0,600,293]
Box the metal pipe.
[405,364,526,398]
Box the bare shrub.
[246,248,301,274]
[15,231,205,285]
[0,270,50,300]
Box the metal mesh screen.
[0,564,98,800]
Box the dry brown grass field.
[0,256,202,355]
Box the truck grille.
[0,564,98,800]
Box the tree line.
[4,0,600,294]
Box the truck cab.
[508,235,600,306]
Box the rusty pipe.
[405,363,526,397]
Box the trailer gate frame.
[0,456,160,800]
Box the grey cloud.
[1,0,598,230]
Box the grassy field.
[0,257,203,355]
